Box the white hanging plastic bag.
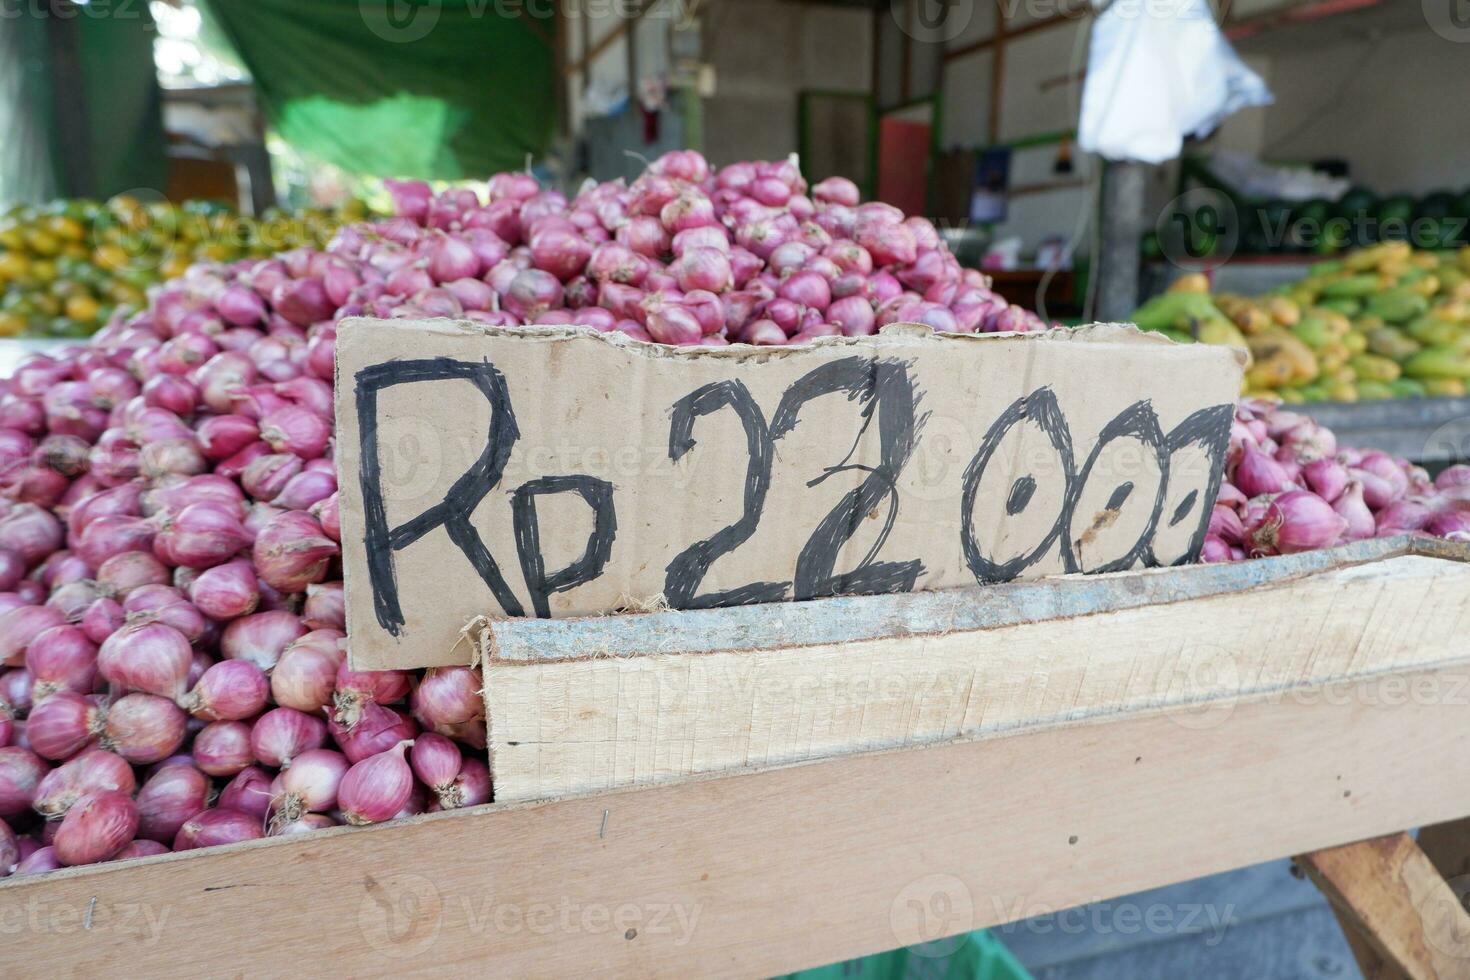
[1078,0,1272,164]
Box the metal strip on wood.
[486,536,1461,664]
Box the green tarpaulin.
[205,0,557,180]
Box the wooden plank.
[1298,834,1470,978]
[484,546,1470,801]
[4,663,1469,977]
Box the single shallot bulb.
[221,610,307,671]
[154,503,251,570]
[271,631,345,713]
[330,703,418,764]
[251,707,328,768]
[252,511,338,593]
[218,766,273,821]
[25,625,98,702]
[1428,510,1470,539]
[26,691,103,761]
[33,748,135,819]
[1249,490,1348,556]
[97,621,192,699]
[333,663,411,730]
[312,493,340,542]
[436,757,492,810]
[192,720,256,777]
[54,790,138,866]
[121,585,208,644]
[1333,482,1376,541]
[1377,499,1433,534]
[80,597,125,645]
[96,550,170,596]
[271,748,349,827]
[1235,446,1293,498]
[259,406,331,460]
[135,763,213,843]
[112,839,170,861]
[182,660,269,722]
[188,558,260,621]
[173,808,263,851]
[15,845,60,876]
[409,732,462,793]
[196,414,260,461]
[338,741,414,826]
[271,813,338,836]
[0,605,68,667]
[100,693,188,764]
[302,582,345,631]
[0,746,48,817]
[1301,458,1349,504]
[411,666,483,729]
[0,504,63,567]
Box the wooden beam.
[900,0,913,103]
[5,661,1470,976]
[987,0,1006,144]
[554,0,571,136]
[943,1,1091,64]
[1225,0,1385,40]
[1327,903,1412,980]
[579,0,592,91]
[568,0,658,76]
[871,3,883,109]
[1297,833,1470,978]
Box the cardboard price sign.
[335,320,1244,670]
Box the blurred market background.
[2,2,1468,974]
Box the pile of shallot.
[322,150,1040,342]
[0,151,1461,879]
[1203,397,1470,561]
[0,148,1035,875]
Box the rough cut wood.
[2,663,1469,978]
[1298,833,1470,978]
[484,539,1470,802]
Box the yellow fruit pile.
[1132,243,1470,402]
[0,196,368,339]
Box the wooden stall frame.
[4,551,1470,974]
